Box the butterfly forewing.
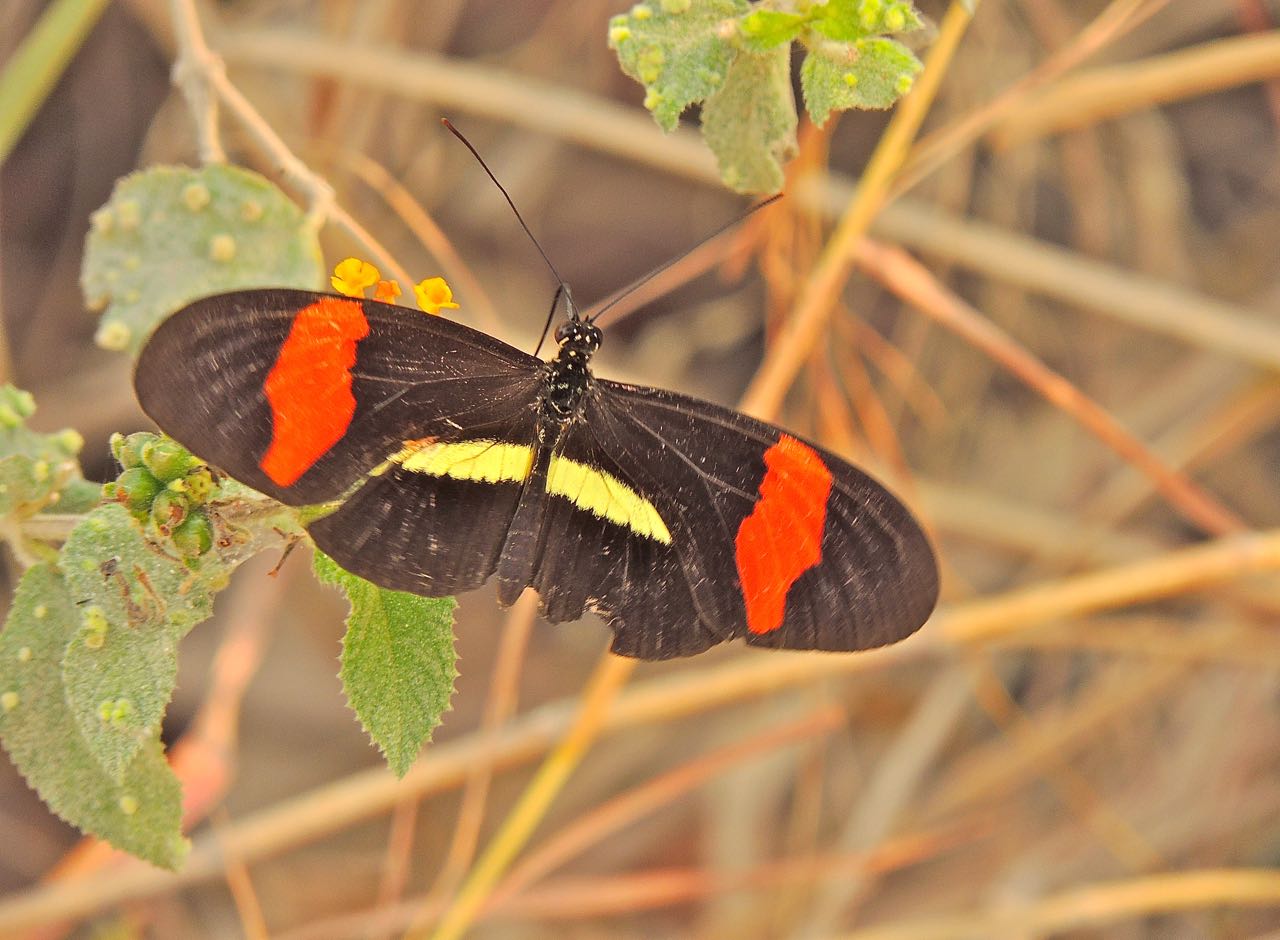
[134,289,542,505]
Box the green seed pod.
[171,511,213,557]
[150,489,188,533]
[115,467,160,514]
[141,437,196,483]
[112,431,156,469]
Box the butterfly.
[132,273,938,660]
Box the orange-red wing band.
[734,434,833,635]
[260,296,370,486]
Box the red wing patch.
[260,296,370,486]
[734,435,833,635]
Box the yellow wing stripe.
[386,438,671,544]
[388,439,535,483]
[546,456,672,544]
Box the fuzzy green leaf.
[56,478,104,514]
[738,9,807,50]
[0,384,87,521]
[81,164,323,355]
[811,0,923,43]
[60,503,219,780]
[701,45,797,194]
[314,551,457,777]
[0,564,187,869]
[802,36,922,124]
[608,0,749,131]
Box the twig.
[490,705,846,905]
[0,0,110,163]
[275,823,978,939]
[166,0,413,287]
[991,30,1280,148]
[964,657,1163,870]
[331,149,504,337]
[739,0,975,420]
[867,195,1280,372]
[837,868,1280,939]
[426,650,637,940]
[800,669,975,934]
[892,0,1172,195]
[215,811,270,940]
[852,236,1245,535]
[414,592,538,921]
[168,0,225,163]
[1235,0,1280,127]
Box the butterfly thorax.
[543,319,602,422]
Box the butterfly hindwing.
[133,289,543,505]
[308,434,538,598]
[527,420,728,658]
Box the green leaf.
[55,477,104,514]
[1,430,308,863]
[811,0,923,43]
[314,551,457,777]
[608,0,749,131]
[801,36,922,124]
[700,45,797,194]
[60,503,218,780]
[0,384,87,517]
[738,9,808,50]
[81,164,323,356]
[0,564,187,869]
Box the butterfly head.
[554,319,602,356]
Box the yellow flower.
[374,279,403,303]
[414,277,460,315]
[331,257,380,297]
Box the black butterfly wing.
[527,378,938,658]
[306,428,539,597]
[134,289,543,504]
[135,289,545,595]
[527,418,728,659]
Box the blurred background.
[2,0,1280,936]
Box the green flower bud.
[112,431,156,469]
[171,511,213,557]
[150,489,188,534]
[141,437,196,483]
[183,467,216,505]
[115,467,160,515]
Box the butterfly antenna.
[532,284,563,359]
[441,118,577,320]
[586,193,782,324]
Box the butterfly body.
[135,289,938,659]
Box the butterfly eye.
[554,322,574,343]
